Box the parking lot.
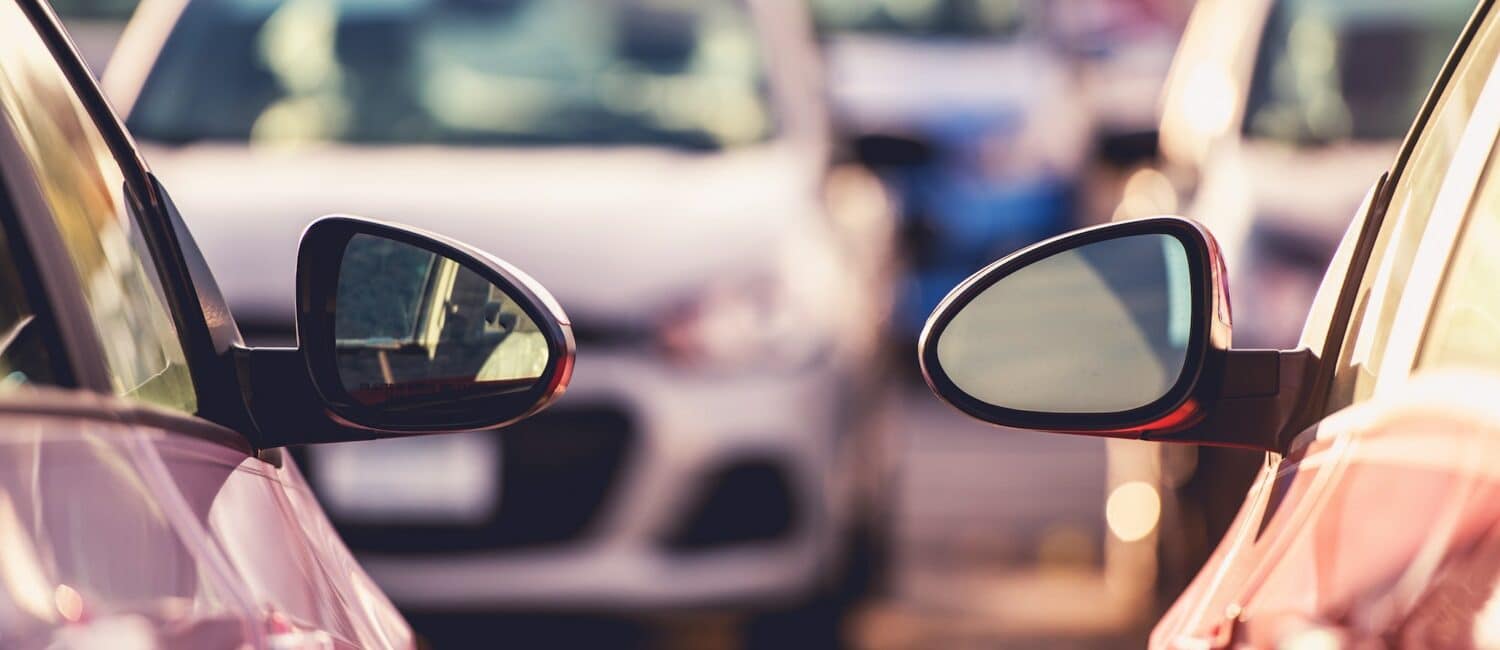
[402,379,1148,649]
[856,383,1148,649]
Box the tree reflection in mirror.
[334,234,549,408]
[936,234,1193,413]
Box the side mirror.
[919,217,1310,452]
[242,216,573,447]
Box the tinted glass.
[47,0,138,20]
[1244,0,1471,144]
[129,0,771,150]
[935,234,1194,413]
[0,215,58,389]
[812,0,1026,37]
[334,234,548,407]
[0,0,195,411]
[1324,7,1500,413]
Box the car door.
[0,1,411,648]
[1150,1,1500,645]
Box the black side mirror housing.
[919,216,1311,453]
[239,216,574,448]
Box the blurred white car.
[1143,0,1472,347]
[1046,0,1184,160]
[103,0,899,637]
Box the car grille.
[298,405,635,554]
[661,458,800,552]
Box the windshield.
[127,0,774,149]
[47,0,138,20]
[1243,0,1471,145]
[811,0,1028,38]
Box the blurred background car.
[1046,0,1189,225]
[1112,0,1474,604]
[810,0,1095,340]
[102,0,900,643]
[1047,0,1184,150]
[1134,0,1472,348]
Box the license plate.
[310,433,499,524]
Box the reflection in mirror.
[935,234,1193,413]
[335,234,549,408]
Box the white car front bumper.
[338,348,877,611]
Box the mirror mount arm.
[234,344,374,449]
[1150,348,1317,453]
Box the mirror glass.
[334,234,550,408]
[935,233,1194,414]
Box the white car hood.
[146,143,819,328]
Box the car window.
[1419,145,1500,369]
[128,0,772,150]
[1323,6,1500,415]
[0,212,59,388]
[810,0,1028,38]
[0,0,196,412]
[47,0,139,21]
[1243,0,1471,145]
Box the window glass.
[1420,149,1500,369]
[1243,0,1471,145]
[0,0,195,411]
[0,220,58,389]
[129,0,772,150]
[1324,7,1500,414]
[811,0,1027,38]
[47,0,139,21]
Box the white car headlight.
[657,275,823,371]
[657,239,850,371]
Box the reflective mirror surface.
[334,234,550,408]
[934,233,1194,414]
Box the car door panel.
[0,389,412,649]
[276,458,415,650]
[144,416,411,649]
[0,395,258,649]
[1163,373,1500,648]
[143,433,351,641]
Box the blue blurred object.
[896,166,1074,336]
[877,110,1076,336]
[816,1,1092,340]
